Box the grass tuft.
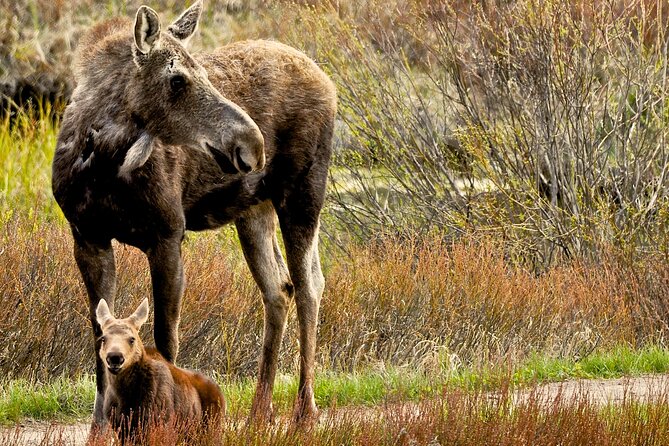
[0,376,94,424]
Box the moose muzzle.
[106,352,125,374]
[232,124,265,173]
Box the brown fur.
[96,299,224,439]
[52,1,335,426]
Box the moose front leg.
[72,231,116,429]
[146,234,185,363]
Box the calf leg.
[72,231,116,429]
[236,203,293,423]
[146,233,185,363]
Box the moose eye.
[170,75,187,92]
[129,337,136,345]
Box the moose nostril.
[235,145,253,173]
[107,353,125,367]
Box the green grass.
[3,345,669,424]
[0,375,95,424]
[513,345,669,383]
[0,104,63,224]
[223,368,435,415]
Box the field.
[3,0,669,444]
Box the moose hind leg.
[278,209,325,422]
[72,232,116,429]
[276,131,331,422]
[236,203,293,423]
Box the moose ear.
[128,298,150,329]
[96,299,114,327]
[134,5,161,55]
[167,0,203,46]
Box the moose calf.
[96,298,224,437]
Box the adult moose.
[52,0,336,426]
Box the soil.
[3,375,669,445]
[513,374,669,405]
[0,422,89,446]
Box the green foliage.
[514,346,669,383]
[579,345,669,378]
[0,105,64,224]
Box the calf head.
[96,299,149,375]
[124,1,265,174]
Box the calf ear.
[129,298,150,329]
[96,299,114,327]
[134,5,161,55]
[167,0,203,46]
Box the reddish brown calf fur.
[96,299,224,439]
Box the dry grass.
[4,384,669,445]
[2,213,669,382]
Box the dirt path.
[514,374,669,405]
[0,422,89,446]
[3,375,669,445]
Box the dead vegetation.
[4,383,669,445]
[2,215,669,381]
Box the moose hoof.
[249,399,275,425]
[292,396,319,426]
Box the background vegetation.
[3,0,669,438]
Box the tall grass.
[3,211,669,381]
[0,105,63,223]
[5,384,669,445]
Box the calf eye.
[129,337,136,345]
[100,336,106,344]
[170,75,186,92]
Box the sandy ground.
[3,375,669,445]
[0,422,89,446]
[514,374,669,405]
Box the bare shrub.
[296,0,669,269]
[8,1,669,270]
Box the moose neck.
[72,27,146,154]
